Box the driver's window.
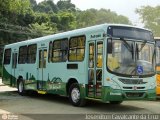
[107,40,120,71]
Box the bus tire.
[109,101,123,104]
[69,83,86,107]
[17,80,26,96]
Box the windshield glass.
[156,41,160,66]
[107,39,155,76]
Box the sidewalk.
[0,78,17,92]
[0,77,3,86]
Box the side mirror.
[107,38,112,54]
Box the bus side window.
[69,36,85,61]
[18,46,27,64]
[28,44,37,64]
[52,38,68,62]
[4,48,11,65]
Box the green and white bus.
[2,24,156,106]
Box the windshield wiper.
[136,41,147,60]
[137,41,147,52]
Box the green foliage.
[76,9,96,28]
[0,0,132,77]
[29,22,57,35]
[0,0,132,43]
[49,12,60,24]
[76,8,131,28]
[17,13,35,26]
[136,6,160,36]
[34,0,58,13]
[9,0,31,15]
[34,12,50,24]
[0,66,2,77]
[0,0,33,25]
[57,0,76,11]
[0,0,10,15]
[0,46,3,77]
[57,11,76,31]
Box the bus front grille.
[119,78,147,84]
[123,87,145,89]
[125,92,144,98]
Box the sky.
[36,0,160,27]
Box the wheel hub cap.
[71,88,80,103]
[19,82,23,93]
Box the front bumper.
[102,87,156,102]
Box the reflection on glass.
[89,43,94,68]
[97,42,103,68]
[39,50,47,68]
[107,39,155,76]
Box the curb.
[0,78,2,86]
[0,84,5,86]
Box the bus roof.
[4,23,151,48]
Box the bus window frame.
[3,48,11,65]
[52,38,68,63]
[27,44,37,64]
[18,45,28,64]
[68,35,86,62]
[48,41,53,63]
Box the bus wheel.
[109,101,123,104]
[17,80,25,96]
[69,83,86,107]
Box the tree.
[49,12,60,25]
[0,0,132,77]
[34,13,50,25]
[29,0,37,11]
[76,9,97,28]
[35,0,58,13]
[57,0,76,11]
[29,22,57,35]
[9,0,31,15]
[136,6,160,36]
[57,11,76,31]
[17,12,35,26]
[76,8,131,28]
[0,0,10,15]
[0,0,33,25]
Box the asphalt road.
[0,81,160,120]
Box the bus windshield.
[107,39,155,76]
[156,40,160,67]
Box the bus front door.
[88,41,103,99]
[11,52,17,87]
[38,49,47,90]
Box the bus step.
[37,90,46,94]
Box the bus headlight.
[110,80,121,89]
[112,84,120,89]
[149,82,156,89]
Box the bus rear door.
[38,48,47,91]
[11,51,17,87]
